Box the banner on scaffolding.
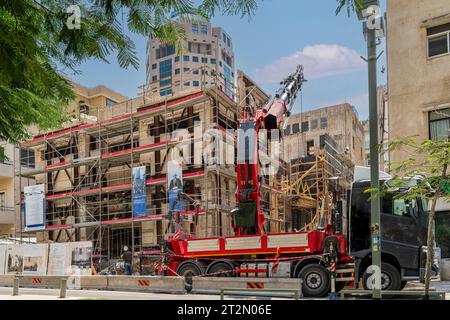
[24,184,46,231]
[167,160,183,212]
[132,166,147,217]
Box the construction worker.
[120,246,132,275]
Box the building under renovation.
[19,68,293,270]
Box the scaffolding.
[283,135,354,232]
[18,67,289,270]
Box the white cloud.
[253,44,365,84]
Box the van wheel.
[298,264,330,297]
[362,262,401,291]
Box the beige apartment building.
[145,14,235,98]
[283,103,366,166]
[386,0,450,258]
[68,82,128,120]
[387,0,450,160]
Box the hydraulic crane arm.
[234,65,306,236]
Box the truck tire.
[177,261,205,281]
[206,261,235,277]
[298,264,331,297]
[362,262,401,291]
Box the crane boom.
[234,65,306,235]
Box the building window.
[427,23,450,58]
[0,192,5,208]
[320,117,328,129]
[206,44,211,55]
[301,121,309,132]
[156,44,175,59]
[159,59,172,79]
[429,108,450,140]
[183,67,190,72]
[292,123,300,134]
[183,55,190,62]
[106,98,117,107]
[160,79,171,87]
[284,125,291,136]
[311,119,318,130]
[193,81,200,87]
[307,140,315,156]
[192,24,199,33]
[160,88,172,96]
[227,37,231,47]
[201,57,208,63]
[152,75,157,82]
[201,24,208,34]
[20,149,35,168]
[211,58,217,64]
[188,42,193,53]
[152,64,157,70]
[184,82,190,87]
[193,70,199,75]
[193,56,199,62]
[223,33,226,43]
[175,56,180,62]
[175,68,180,75]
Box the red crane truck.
[158,66,355,297]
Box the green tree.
[384,136,450,298]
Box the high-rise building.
[145,14,235,98]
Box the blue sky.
[69,0,387,121]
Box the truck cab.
[347,168,439,291]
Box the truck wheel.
[362,263,401,291]
[298,264,331,297]
[207,262,235,277]
[177,261,205,282]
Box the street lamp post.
[357,0,385,300]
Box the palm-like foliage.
[336,0,364,16]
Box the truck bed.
[169,230,329,258]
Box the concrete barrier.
[66,275,108,290]
[0,275,15,287]
[19,275,64,289]
[441,258,450,281]
[106,276,186,294]
[191,277,303,297]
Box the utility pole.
[357,0,385,300]
[367,23,382,300]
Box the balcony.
[0,206,16,225]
